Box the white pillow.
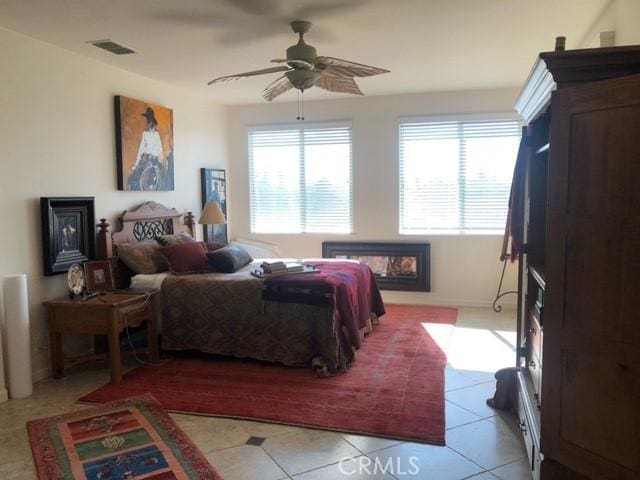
[230,237,281,259]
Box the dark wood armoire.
[513,45,640,480]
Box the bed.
[98,202,385,375]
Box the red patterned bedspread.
[263,261,386,359]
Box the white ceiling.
[0,0,608,105]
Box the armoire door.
[542,74,640,479]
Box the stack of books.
[261,261,304,274]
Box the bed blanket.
[262,261,385,359]
[159,262,381,374]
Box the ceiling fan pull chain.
[296,89,305,121]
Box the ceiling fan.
[207,20,390,103]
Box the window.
[249,125,352,234]
[399,119,520,234]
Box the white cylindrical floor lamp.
[0,324,7,403]
[2,274,33,398]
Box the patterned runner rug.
[27,394,223,480]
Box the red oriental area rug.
[80,304,457,446]
[27,394,222,480]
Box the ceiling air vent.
[89,39,135,55]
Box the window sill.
[399,230,504,236]
[250,232,355,236]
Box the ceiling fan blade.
[216,24,285,46]
[263,76,294,102]
[152,11,230,27]
[315,57,390,78]
[221,0,281,16]
[293,0,367,19]
[270,58,314,69]
[208,66,290,85]
[316,74,363,96]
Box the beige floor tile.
[445,382,499,418]
[293,456,395,479]
[342,433,402,454]
[206,444,287,480]
[491,457,533,480]
[0,460,37,480]
[369,442,483,480]
[456,308,516,331]
[0,429,32,465]
[445,400,481,429]
[262,428,360,475]
[445,367,481,392]
[446,418,526,471]
[171,414,250,453]
[455,369,498,385]
[236,419,302,438]
[447,308,516,375]
[466,473,499,480]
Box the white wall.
[228,89,520,308]
[580,0,640,47]
[0,28,228,382]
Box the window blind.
[399,119,520,234]
[249,126,352,234]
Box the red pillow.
[160,242,210,275]
[206,242,226,252]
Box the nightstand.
[43,290,159,384]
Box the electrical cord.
[121,293,170,366]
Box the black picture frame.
[200,168,228,244]
[40,197,96,276]
[322,241,431,292]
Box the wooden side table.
[43,291,159,384]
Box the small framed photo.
[40,197,96,276]
[84,260,114,293]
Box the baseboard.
[33,364,52,383]
[381,292,517,310]
[0,388,7,403]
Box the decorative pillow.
[207,245,253,273]
[156,233,195,247]
[206,242,226,252]
[160,242,211,275]
[116,243,168,274]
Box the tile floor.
[0,306,532,480]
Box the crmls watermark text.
[338,456,420,475]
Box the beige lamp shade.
[199,201,227,225]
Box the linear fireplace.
[322,242,430,292]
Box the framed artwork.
[84,260,114,293]
[40,197,96,276]
[200,168,228,244]
[115,95,174,191]
[322,241,430,292]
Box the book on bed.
[252,263,318,278]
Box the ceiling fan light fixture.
[286,69,321,91]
